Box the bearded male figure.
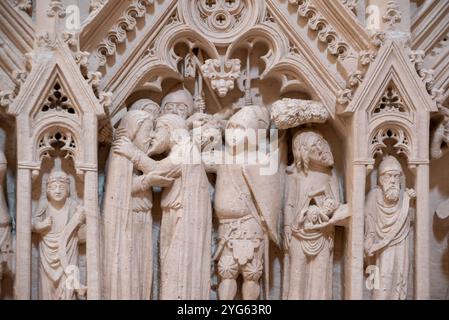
[113,113,212,300]
[364,155,416,300]
[102,110,173,300]
[283,130,347,300]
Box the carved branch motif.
[271,98,329,129]
[201,58,241,97]
[370,127,410,159]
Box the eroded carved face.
[308,136,334,167]
[133,118,154,155]
[148,123,171,156]
[162,103,190,120]
[379,170,401,203]
[47,180,69,204]
[225,121,246,148]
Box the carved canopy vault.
[0,0,448,301]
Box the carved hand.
[112,136,138,160]
[143,173,174,188]
[283,226,292,251]
[76,207,86,225]
[364,237,375,257]
[34,216,52,234]
[406,188,417,199]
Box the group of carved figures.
[0,87,418,300]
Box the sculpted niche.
[364,155,416,300]
[32,166,86,300]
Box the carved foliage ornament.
[271,98,329,130]
[201,58,241,97]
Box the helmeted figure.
[160,88,195,120]
[113,112,212,300]
[204,105,282,300]
[364,155,416,300]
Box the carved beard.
[383,186,400,203]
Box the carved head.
[292,130,334,174]
[119,110,154,155]
[47,171,70,204]
[129,99,160,118]
[225,105,270,149]
[378,155,403,203]
[160,88,194,120]
[188,113,224,151]
[149,114,189,156]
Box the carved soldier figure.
[160,88,195,120]
[102,110,173,300]
[0,150,12,297]
[32,169,86,300]
[364,155,416,300]
[283,130,347,300]
[202,105,282,300]
[114,113,212,300]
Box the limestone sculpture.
[283,130,348,300]
[364,155,416,300]
[102,110,173,300]
[203,105,282,300]
[113,112,212,300]
[32,168,86,300]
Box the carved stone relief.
[0,0,448,301]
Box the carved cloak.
[159,142,212,300]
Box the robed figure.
[114,113,212,300]
[102,110,173,300]
[364,155,415,300]
[32,170,86,300]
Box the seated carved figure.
[32,169,86,300]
